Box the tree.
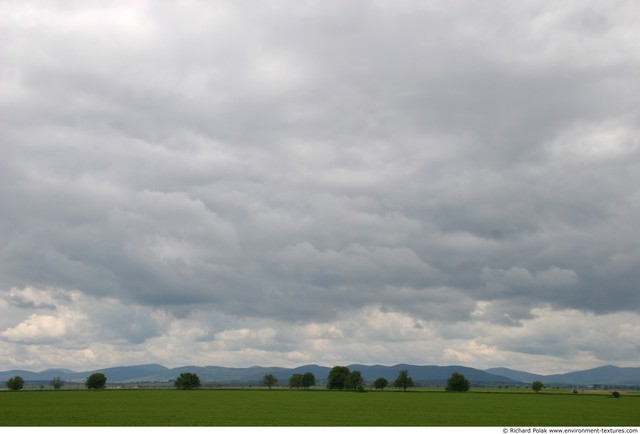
[6,376,25,391]
[326,366,350,390]
[51,377,65,390]
[262,374,278,389]
[532,380,544,393]
[301,372,316,389]
[85,373,107,390]
[394,370,415,391]
[374,377,389,390]
[345,370,364,390]
[446,372,469,392]
[289,373,303,389]
[174,372,201,390]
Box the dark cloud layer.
[1,0,639,372]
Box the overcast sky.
[1,1,639,375]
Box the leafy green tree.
[174,372,201,390]
[85,373,107,390]
[446,372,469,392]
[51,377,65,390]
[6,376,25,391]
[345,370,364,390]
[301,372,316,389]
[289,373,303,389]
[326,366,350,390]
[262,374,278,389]
[394,370,415,391]
[373,377,389,390]
[532,380,544,393]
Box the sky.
[1,0,639,375]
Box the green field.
[1,389,638,426]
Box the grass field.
[1,388,639,426]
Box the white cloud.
[8,286,69,309]
[1,287,639,373]
[547,119,640,161]
[2,314,68,343]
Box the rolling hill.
[0,363,514,385]
[486,365,640,387]
[2,363,639,386]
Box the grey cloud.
[270,243,439,286]
[1,0,639,371]
[482,266,579,291]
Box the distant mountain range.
[2,363,639,387]
[485,365,640,387]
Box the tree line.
[261,367,472,392]
[4,374,105,391]
[3,369,548,394]
[0,370,465,391]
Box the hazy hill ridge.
[0,363,512,385]
[486,365,640,386]
[3,363,640,386]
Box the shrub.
[262,374,278,389]
[6,376,25,391]
[446,372,470,392]
[51,377,65,390]
[289,373,303,389]
[394,370,415,391]
[373,377,389,390]
[326,366,350,390]
[532,381,544,393]
[174,372,201,390]
[301,372,316,389]
[85,373,107,390]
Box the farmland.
[1,388,639,426]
